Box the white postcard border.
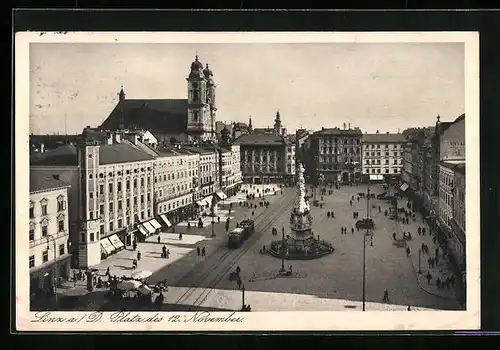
[15,31,480,331]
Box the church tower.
[186,55,216,142]
[203,63,217,141]
[273,110,282,134]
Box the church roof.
[30,144,79,166]
[100,99,188,134]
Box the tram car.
[227,219,255,249]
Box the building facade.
[29,177,71,299]
[284,138,296,185]
[227,143,243,197]
[361,131,405,183]
[80,141,157,267]
[309,127,363,184]
[235,133,287,184]
[451,163,466,273]
[154,147,199,225]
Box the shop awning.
[160,214,172,228]
[400,183,409,192]
[203,195,214,205]
[108,235,124,250]
[215,190,227,200]
[100,238,115,255]
[369,175,384,181]
[137,224,149,236]
[143,221,156,235]
[196,199,208,206]
[149,219,162,230]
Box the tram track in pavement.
[173,193,295,309]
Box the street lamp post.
[363,186,371,312]
[46,235,58,305]
[418,248,422,274]
[241,283,245,310]
[280,226,285,272]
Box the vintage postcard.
[15,31,480,331]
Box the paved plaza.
[211,182,461,311]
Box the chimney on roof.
[386,131,389,134]
[52,174,60,180]
[343,123,346,130]
[348,123,351,129]
[376,130,379,134]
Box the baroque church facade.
[99,55,218,144]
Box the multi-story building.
[29,175,71,298]
[30,137,158,268]
[401,131,426,209]
[219,146,233,195]
[361,131,405,183]
[154,146,199,226]
[284,138,296,185]
[227,143,243,197]
[235,133,287,184]
[451,162,466,274]
[309,126,363,184]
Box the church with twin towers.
[100,55,219,143]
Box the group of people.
[326,211,335,219]
[340,227,354,235]
[196,246,206,257]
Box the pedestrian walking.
[252,211,255,216]
[435,247,439,257]
[392,232,396,240]
[217,216,220,223]
[133,241,137,251]
[350,200,352,206]
[332,211,335,218]
[202,247,206,257]
[179,232,183,240]
[351,227,354,235]
[422,227,426,235]
[436,277,442,289]
[427,257,432,268]
[197,247,200,256]
[106,267,110,276]
[378,206,381,213]
[406,246,411,257]
[157,235,161,243]
[407,232,412,240]
[418,227,421,235]
[450,275,455,288]
[132,259,138,269]
[137,251,141,261]
[435,254,439,265]
[383,289,389,303]
[426,271,432,285]
[237,277,242,289]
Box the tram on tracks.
[227,219,255,249]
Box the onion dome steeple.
[189,55,205,80]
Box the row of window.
[97,178,150,194]
[29,218,66,241]
[29,197,66,219]
[93,167,152,178]
[363,144,401,149]
[364,168,399,174]
[155,182,192,198]
[320,148,361,154]
[29,244,66,268]
[319,138,360,145]
[155,170,195,183]
[365,159,402,165]
[365,151,403,157]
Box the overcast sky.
[29,42,464,135]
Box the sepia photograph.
[15,31,480,331]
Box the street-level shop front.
[30,254,72,300]
[99,233,125,260]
